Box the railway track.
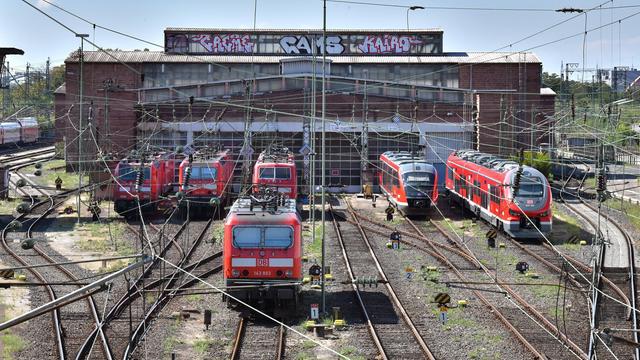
[0,162,112,359]
[329,198,435,360]
[559,165,639,359]
[345,199,572,358]
[230,316,286,360]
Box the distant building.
[55,28,555,193]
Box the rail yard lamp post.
[76,33,89,225]
[406,6,425,31]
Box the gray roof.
[165,27,443,33]
[66,51,541,64]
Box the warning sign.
[434,292,451,305]
[310,304,319,320]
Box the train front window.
[232,227,261,248]
[259,167,275,179]
[517,183,544,198]
[264,226,293,248]
[259,167,291,180]
[275,168,291,179]
[403,172,435,196]
[191,166,217,180]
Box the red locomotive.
[223,190,303,307]
[445,150,552,239]
[379,151,439,216]
[252,146,297,200]
[113,153,176,218]
[177,150,234,217]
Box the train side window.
[264,226,293,248]
[393,172,399,187]
[232,226,261,248]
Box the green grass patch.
[22,159,79,190]
[552,203,582,238]
[304,223,323,259]
[1,331,25,360]
[339,346,366,360]
[193,339,216,355]
[302,340,318,349]
[604,199,640,231]
[0,198,20,215]
[186,293,203,303]
[75,220,133,255]
[294,352,314,360]
[211,223,224,244]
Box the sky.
[2,0,640,78]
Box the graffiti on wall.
[357,35,423,54]
[279,35,344,55]
[192,34,254,53]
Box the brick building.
[55,28,555,193]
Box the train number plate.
[254,270,272,276]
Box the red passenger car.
[445,150,552,239]
[253,147,297,200]
[379,151,439,216]
[113,153,176,218]
[177,150,233,217]
[223,192,302,307]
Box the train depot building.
[55,28,555,194]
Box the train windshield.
[517,183,545,198]
[191,166,217,180]
[264,227,293,248]
[259,167,291,180]
[232,227,261,248]
[403,172,435,197]
[118,166,149,181]
[232,226,293,248]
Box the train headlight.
[232,269,240,277]
[538,210,549,218]
[285,270,293,277]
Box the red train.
[379,151,439,216]
[0,117,39,145]
[445,150,552,239]
[252,146,297,200]
[223,191,303,307]
[177,150,234,217]
[113,153,176,218]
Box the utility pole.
[76,34,89,225]
[45,57,50,93]
[320,0,327,315]
[360,69,368,191]
[25,63,30,104]
[498,96,505,156]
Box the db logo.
[257,258,269,267]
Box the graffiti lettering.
[191,34,254,54]
[280,35,344,55]
[357,35,423,54]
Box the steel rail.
[14,169,115,360]
[424,216,589,359]
[230,317,247,360]
[329,209,388,360]
[121,218,213,359]
[75,217,190,360]
[274,324,286,360]
[337,200,436,360]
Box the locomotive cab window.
[191,166,217,179]
[259,167,275,179]
[118,166,150,181]
[275,168,291,179]
[232,226,293,249]
[259,167,291,180]
[232,227,261,248]
[264,226,293,248]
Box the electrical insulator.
[182,166,191,191]
[512,167,523,197]
[135,166,144,192]
[597,169,607,193]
